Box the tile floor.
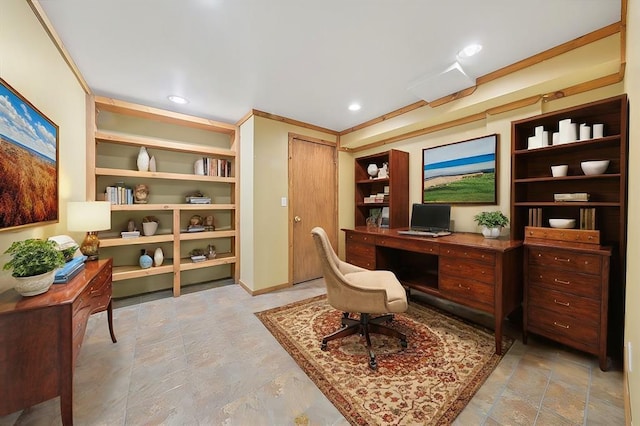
[1,279,625,425]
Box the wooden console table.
[344,228,523,354]
[0,258,115,426]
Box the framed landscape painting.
[422,134,498,204]
[0,78,59,231]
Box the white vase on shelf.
[154,247,164,267]
[137,147,150,172]
[149,156,157,172]
[367,163,378,179]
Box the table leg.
[107,300,117,343]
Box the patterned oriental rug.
[256,295,513,425]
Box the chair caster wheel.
[321,342,328,351]
[369,359,377,370]
[401,340,408,349]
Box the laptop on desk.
[397,204,452,237]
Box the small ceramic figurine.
[377,162,389,179]
[207,244,216,259]
[134,184,149,204]
[127,219,136,232]
[204,215,215,231]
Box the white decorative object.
[551,165,568,177]
[552,132,560,145]
[579,124,591,141]
[142,221,158,236]
[581,160,610,175]
[149,156,157,172]
[14,270,56,297]
[377,163,389,178]
[549,218,576,229]
[367,163,379,179]
[194,159,205,175]
[154,247,164,267]
[137,147,150,172]
[481,226,501,239]
[527,126,549,149]
[558,119,577,144]
[593,123,604,139]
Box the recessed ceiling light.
[348,103,361,111]
[457,44,483,59]
[168,95,189,104]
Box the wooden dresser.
[523,238,611,370]
[0,258,115,425]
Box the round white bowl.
[549,218,576,229]
[551,164,568,177]
[581,160,610,175]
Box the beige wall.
[0,0,88,292]
[239,116,337,292]
[624,0,639,421]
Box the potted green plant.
[3,239,66,296]
[473,211,509,239]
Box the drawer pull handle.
[90,289,101,295]
[458,284,470,290]
[554,257,570,262]
[554,299,570,307]
[553,321,570,329]
[554,278,570,285]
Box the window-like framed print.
[422,134,498,204]
[0,78,59,231]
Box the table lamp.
[67,201,111,261]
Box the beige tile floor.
[1,279,625,425]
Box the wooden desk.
[344,228,522,354]
[0,258,115,426]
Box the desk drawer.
[346,232,375,245]
[528,265,601,299]
[528,285,600,323]
[440,257,494,285]
[440,275,493,313]
[528,247,601,275]
[378,236,439,255]
[86,264,112,313]
[527,304,599,351]
[440,245,495,265]
[345,241,375,270]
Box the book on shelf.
[185,196,211,204]
[528,208,543,227]
[201,157,232,177]
[104,185,133,205]
[121,231,141,238]
[580,208,597,230]
[190,255,207,263]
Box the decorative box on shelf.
[524,226,600,245]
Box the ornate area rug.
[256,295,512,425]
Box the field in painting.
[423,172,495,203]
[0,138,57,229]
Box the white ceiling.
[37,0,621,132]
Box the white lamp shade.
[67,201,111,232]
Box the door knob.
[294,216,302,223]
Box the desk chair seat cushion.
[344,270,408,314]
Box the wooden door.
[289,134,337,284]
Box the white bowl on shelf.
[549,218,576,229]
[550,164,568,177]
[581,160,610,175]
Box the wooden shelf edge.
[514,173,621,183]
[112,264,174,281]
[101,234,174,247]
[179,254,236,271]
[95,167,235,183]
[512,135,621,154]
[513,202,621,207]
[109,203,235,211]
[180,230,236,240]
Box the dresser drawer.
[440,257,495,285]
[440,245,495,265]
[528,285,601,323]
[528,265,601,299]
[86,264,112,313]
[378,236,439,255]
[528,247,602,275]
[527,305,599,352]
[440,275,494,313]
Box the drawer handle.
[458,284,470,290]
[553,299,570,307]
[90,289,101,295]
[554,278,570,285]
[553,321,570,329]
[554,257,570,262]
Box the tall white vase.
[154,247,164,267]
[137,147,150,172]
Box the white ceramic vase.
[137,147,150,172]
[481,226,502,239]
[14,269,57,296]
[142,221,158,236]
[367,163,378,179]
[154,247,164,267]
[149,156,157,172]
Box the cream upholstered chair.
[311,227,408,369]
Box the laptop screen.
[410,204,451,231]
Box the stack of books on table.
[190,255,207,263]
[54,256,87,284]
[121,231,140,238]
[185,196,211,204]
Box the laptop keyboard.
[397,230,451,237]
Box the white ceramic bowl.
[549,218,576,229]
[581,160,610,175]
[551,165,568,177]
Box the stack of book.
[185,196,211,204]
[580,208,597,230]
[104,185,133,205]
[54,256,87,284]
[121,231,140,238]
[190,255,207,263]
[528,208,543,227]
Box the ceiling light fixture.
[168,95,189,104]
[348,103,361,111]
[457,43,483,59]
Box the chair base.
[320,312,407,369]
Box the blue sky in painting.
[0,82,57,162]
[423,135,495,179]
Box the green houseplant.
[3,239,66,296]
[473,211,509,239]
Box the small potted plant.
[473,211,509,239]
[142,215,159,236]
[3,239,66,296]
